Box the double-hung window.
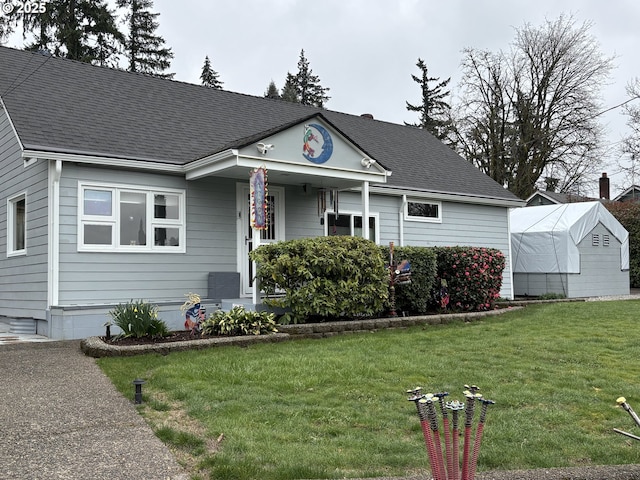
[79,183,185,252]
[404,199,442,223]
[7,192,26,256]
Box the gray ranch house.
[0,47,523,339]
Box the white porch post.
[362,181,370,240]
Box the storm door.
[237,185,284,296]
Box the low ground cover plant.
[200,306,278,336]
[98,300,640,480]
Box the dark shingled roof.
[0,46,520,203]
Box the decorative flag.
[250,166,268,229]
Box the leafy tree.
[452,15,613,199]
[117,0,173,78]
[1,0,123,65]
[281,49,330,107]
[405,58,452,140]
[264,80,280,99]
[200,55,223,88]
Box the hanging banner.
[250,166,268,230]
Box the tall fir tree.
[200,55,223,88]
[264,80,280,99]
[405,58,452,140]
[0,0,123,65]
[280,74,299,103]
[117,0,174,78]
[281,49,330,107]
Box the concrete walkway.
[0,318,52,345]
[0,341,188,480]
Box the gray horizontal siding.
[57,165,239,304]
[0,108,49,319]
[285,186,324,239]
[53,164,515,306]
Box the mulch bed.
[103,330,213,346]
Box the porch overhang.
[184,149,391,189]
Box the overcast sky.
[4,0,640,197]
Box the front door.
[237,184,285,296]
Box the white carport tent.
[510,201,629,298]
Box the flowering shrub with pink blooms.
[433,246,506,311]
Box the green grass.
[97,301,640,479]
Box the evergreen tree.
[281,49,330,107]
[405,58,452,140]
[264,80,280,99]
[280,73,299,103]
[117,0,173,78]
[200,55,223,88]
[1,0,123,65]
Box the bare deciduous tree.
[452,14,613,199]
[619,79,640,187]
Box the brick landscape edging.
[81,307,522,358]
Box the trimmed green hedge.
[251,237,506,320]
[433,246,505,311]
[379,245,437,315]
[250,236,388,323]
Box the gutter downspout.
[48,160,62,309]
[399,195,407,247]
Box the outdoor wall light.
[257,143,275,155]
[361,158,376,169]
[133,378,146,404]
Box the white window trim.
[7,192,27,257]
[78,182,186,253]
[324,210,380,244]
[404,198,442,223]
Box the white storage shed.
[510,202,630,298]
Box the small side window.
[7,193,26,256]
[405,199,442,223]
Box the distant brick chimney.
[599,172,610,200]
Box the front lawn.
[97,300,640,479]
